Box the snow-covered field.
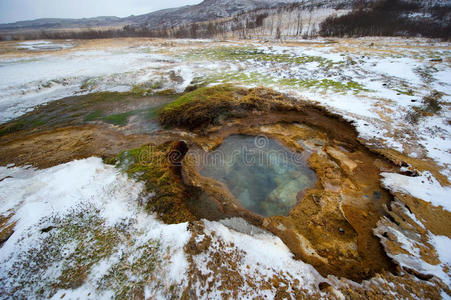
[0,158,327,298]
[0,37,450,298]
[0,38,449,176]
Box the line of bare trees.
[3,0,446,41]
[320,0,451,39]
[0,2,325,41]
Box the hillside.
[0,0,449,40]
[0,0,301,32]
[0,16,124,31]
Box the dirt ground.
[0,125,152,169]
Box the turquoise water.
[200,135,317,217]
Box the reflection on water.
[200,135,317,217]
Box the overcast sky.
[0,0,203,23]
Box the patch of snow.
[194,219,326,297]
[416,113,451,177]
[430,234,451,268]
[381,171,451,212]
[17,40,74,51]
[0,158,190,298]
[0,50,177,122]
[376,219,451,287]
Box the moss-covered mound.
[159,85,302,130]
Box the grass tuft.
[406,91,444,124]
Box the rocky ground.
[0,37,450,299]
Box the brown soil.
[0,124,152,169]
[182,221,323,299]
[0,214,15,248]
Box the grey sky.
[0,0,203,23]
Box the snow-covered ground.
[1,39,449,177]
[16,40,74,51]
[0,37,450,298]
[0,158,326,298]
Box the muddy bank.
[0,125,152,169]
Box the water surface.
[200,135,317,217]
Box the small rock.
[319,282,331,291]
[169,70,184,83]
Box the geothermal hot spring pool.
[200,135,317,217]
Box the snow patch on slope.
[381,171,451,212]
[0,158,190,298]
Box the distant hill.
[0,0,302,31]
[0,0,449,39]
[0,16,125,31]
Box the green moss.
[31,118,46,127]
[84,110,103,122]
[88,91,129,103]
[80,78,98,91]
[41,81,53,88]
[97,240,161,299]
[0,202,176,299]
[0,120,26,136]
[394,88,415,96]
[156,88,177,96]
[184,47,370,94]
[159,85,301,129]
[0,89,178,136]
[187,46,341,68]
[278,78,367,94]
[131,82,163,96]
[163,84,238,113]
[86,110,134,126]
[146,103,168,119]
[101,112,133,126]
[115,143,196,223]
[190,70,367,95]
[43,208,129,291]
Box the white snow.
[430,234,451,268]
[368,58,422,86]
[381,171,451,212]
[0,158,190,298]
[17,40,74,51]
[0,48,186,122]
[187,219,327,298]
[0,158,328,298]
[204,219,323,282]
[375,202,451,288]
[0,37,450,297]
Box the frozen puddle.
[16,40,74,51]
[200,135,317,217]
